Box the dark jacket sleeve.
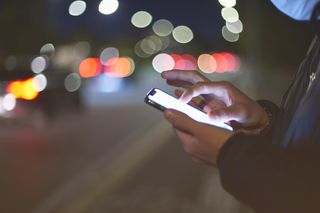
[217,132,320,213]
[217,100,320,212]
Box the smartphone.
[145,88,233,131]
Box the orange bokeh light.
[22,79,39,100]
[7,78,39,100]
[198,54,217,73]
[79,58,102,78]
[104,57,135,78]
[212,53,228,73]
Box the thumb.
[164,109,198,133]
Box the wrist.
[256,100,278,137]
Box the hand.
[162,70,269,134]
[164,109,234,166]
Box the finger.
[161,70,208,85]
[203,100,227,113]
[179,82,231,104]
[175,89,205,109]
[164,109,199,134]
[167,79,193,88]
[208,105,244,123]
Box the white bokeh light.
[40,43,55,57]
[69,0,87,16]
[131,11,153,28]
[100,47,119,65]
[140,36,162,55]
[65,73,82,92]
[221,7,239,23]
[152,19,174,37]
[33,74,48,92]
[31,56,47,74]
[198,54,217,73]
[218,0,236,7]
[222,26,239,42]
[2,94,16,112]
[98,0,119,15]
[226,20,243,34]
[172,26,194,44]
[152,53,175,73]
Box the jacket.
[217,15,320,213]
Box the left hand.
[164,109,234,166]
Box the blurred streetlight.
[172,26,194,44]
[131,11,153,28]
[152,19,174,37]
[98,0,119,15]
[68,0,87,16]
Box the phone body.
[145,88,233,131]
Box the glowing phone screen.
[147,88,233,131]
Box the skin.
[161,70,269,166]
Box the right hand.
[161,70,269,134]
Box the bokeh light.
[22,79,39,100]
[7,79,39,100]
[65,73,82,92]
[2,94,16,111]
[171,54,185,70]
[140,36,162,55]
[95,74,123,93]
[170,54,196,71]
[152,53,175,73]
[79,58,102,78]
[31,56,47,74]
[172,26,194,44]
[221,52,236,72]
[221,7,239,23]
[131,11,153,28]
[222,26,239,42]
[68,0,87,16]
[98,0,119,15]
[218,0,236,7]
[198,54,217,73]
[7,81,23,99]
[212,53,228,73]
[226,20,243,34]
[182,54,197,70]
[152,19,174,37]
[134,41,151,58]
[73,41,91,60]
[100,47,119,65]
[32,74,47,92]
[104,57,135,78]
[40,43,55,57]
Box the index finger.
[161,70,208,85]
[179,82,231,106]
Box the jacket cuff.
[256,100,279,138]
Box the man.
[161,0,320,212]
